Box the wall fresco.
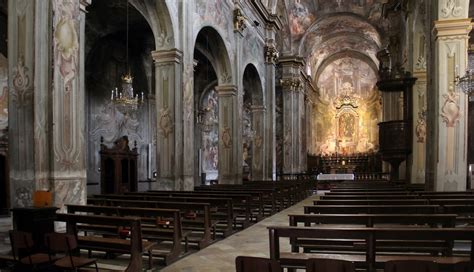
[312,57,381,155]
[0,54,7,133]
[199,88,219,177]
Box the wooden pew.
[127,191,256,226]
[92,194,235,236]
[313,199,428,206]
[88,198,215,248]
[320,194,474,200]
[55,213,153,272]
[268,226,474,272]
[288,214,457,254]
[304,205,440,214]
[66,205,183,265]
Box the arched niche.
[85,0,157,194]
[242,64,264,180]
[192,26,234,184]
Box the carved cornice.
[434,19,472,40]
[249,0,282,30]
[278,55,305,67]
[250,105,266,112]
[151,49,183,64]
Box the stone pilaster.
[50,0,89,208]
[411,71,427,184]
[279,56,305,174]
[152,49,185,190]
[264,39,278,180]
[251,105,265,180]
[8,0,37,207]
[216,85,239,184]
[8,0,89,208]
[426,17,472,191]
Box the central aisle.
[162,194,320,272]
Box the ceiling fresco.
[308,35,379,79]
[284,0,389,42]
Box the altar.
[317,173,355,181]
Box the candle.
[111,90,114,100]
[141,92,144,102]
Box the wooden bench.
[313,199,428,206]
[55,213,153,272]
[127,191,256,227]
[268,226,474,272]
[320,194,474,200]
[88,198,215,248]
[304,205,440,214]
[66,204,183,265]
[288,214,457,254]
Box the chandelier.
[110,0,144,115]
[455,69,474,95]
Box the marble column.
[279,56,305,174]
[251,105,265,180]
[151,49,186,190]
[426,4,471,191]
[216,85,239,184]
[264,38,278,180]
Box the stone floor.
[0,194,319,271]
[161,194,319,272]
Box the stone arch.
[129,0,176,49]
[314,50,379,83]
[194,26,233,85]
[242,63,264,106]
[85,0,156,192]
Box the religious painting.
[338,113,355,139]
[312,57,381,156]
[0,54,7,132]
[200,88,219,175]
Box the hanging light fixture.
[455,69,474,95]
[111,0,144,115]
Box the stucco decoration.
[11,56,32,108]
[313,57,381,155]
[222,127,232,148]
[53,0,79,91]
[441,87,461,127]
[159,107,173,138]
[441,0,462,18]
[416,111,427,143]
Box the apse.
[312,57,381,156]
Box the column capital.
[152,49,183,64]
[215,84,238,97]
[434,18,472,40]
[264,41,279,64]
[280,77,304,92]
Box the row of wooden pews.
[238,182,474,272]
[59,180,312,270]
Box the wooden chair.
[45,232,98,272]
[9,230,52,271]
[235,256,282,272]
[306,258,355,272]
[384,260,438,272]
